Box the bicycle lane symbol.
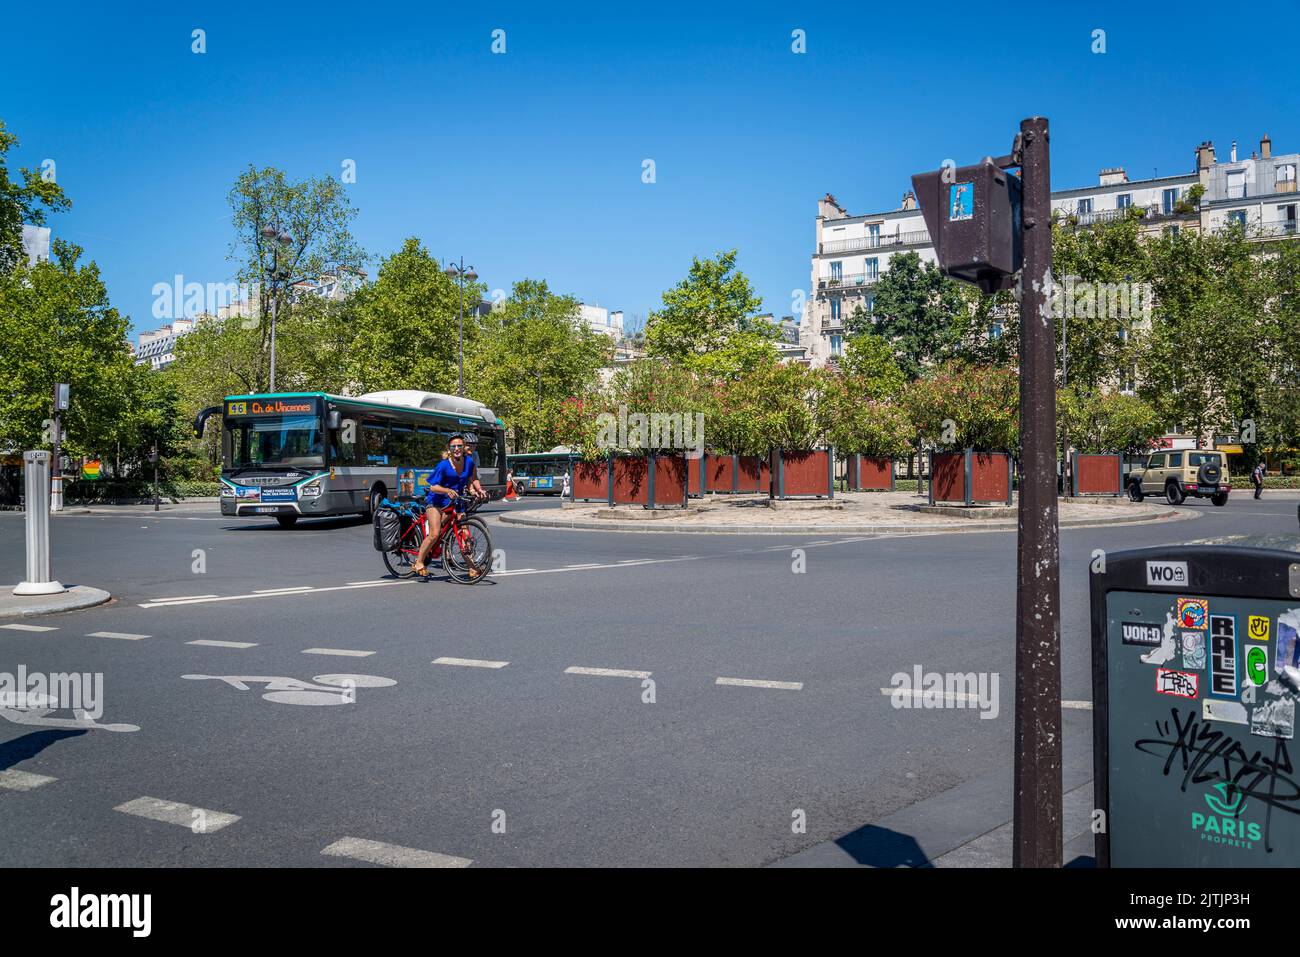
[181,674,396,706]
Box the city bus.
[196,390,508,527]
[506,450,575,496]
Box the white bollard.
[13,450,67,596]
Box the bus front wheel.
[367,484,387,518]
[276,515,298,528]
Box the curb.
[499,506,1190,536]
[0,585,113,618]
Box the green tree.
[226,165,364,393]
[903,361,1019,451]
[644,250,776,377]
[0,241,141,457]
[345,238,484,395]
[863,251,966,379]
[0,120,70,274]
[1057,386,1163,454]
[469,279,612,452]
[838,331,905,398]
[819,373,913,457]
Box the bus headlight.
[300,479,323,497]
[220,484,235,498]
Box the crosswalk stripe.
[114,796,240,832]
[321,837,472,868]
[303,648,375,658]
[0,769,57,791]
[186,639,257,649]
[717,676,803,691]
[433,656,509,669]
[87,631,150,641]
[0,623,58,632]
[565,666,652,679]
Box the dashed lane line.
[716,676,804,691]
[0,769,57,791]
[321,837,472,868]
[149,594,218,603]
[433,656,509,669]
[253,586,315,594]
[87,631,150,641]
[303,648,376,658]
[187,639,258,649]
[565,666,652,679]
[1,624,58,632]
[114,796,241,833]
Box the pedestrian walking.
[1252,461,1266,499]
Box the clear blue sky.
[7,1,1297,340]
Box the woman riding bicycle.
[413,433,486,576]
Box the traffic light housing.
[911,159,1022,293]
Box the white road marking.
[565,666,652,679]
[150,594,218,602]
[139,579,408,609]
[716,676,803,691]
[303,648,375,658]
[1062,700,1093,710]
[496,556,701,578]
[187,639,258,649]
[114,796,240,832]
[321,837,472,869]
[0,624,58,632]
[253,586,315,594]
[0,769,57,791]
[87,631,150,641]
[433,656,509,669]
[880,687,982,705]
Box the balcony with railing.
[1059,203,1197,228]
[818,230,931,255]
[816,273,881,293]
[1212,220,1299,240]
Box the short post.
[151,445,160,511]
[14,451,67,596]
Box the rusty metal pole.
[1013,115,1063,868]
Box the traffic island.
[502,490,1188,535]
[0,585,112,618]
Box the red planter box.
[652,455,689,508]
[571,460,609,501]
[1072,453,1122,497]
[706,453,736,493]
[847,454,895,491]
[611,456,650,506]
[736,455,769,494]
[686,454,704,497]
[607,454,688,509]
[772,449,834,499]
[928,450,1012,506]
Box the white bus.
[197,390,507,528]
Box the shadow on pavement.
[834,824,935,868]
[0,728,86,769]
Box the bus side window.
[363,420,389,465]
[335,418,358,466]
[417,427,445,465]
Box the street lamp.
[260,225,295,393]
[444,258,478,396]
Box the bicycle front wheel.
[443,517,493,584]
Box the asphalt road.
[1,492,1295,867]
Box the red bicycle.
[378,497,493,584]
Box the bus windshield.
[226,414,325,469]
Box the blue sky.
[7,1,1297,339]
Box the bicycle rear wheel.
[442,517,493,584]
[382,520,425,579]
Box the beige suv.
[1127,449,1230,506]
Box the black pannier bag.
[373,507,402,551]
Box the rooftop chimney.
[1195,140,1216,186]
[900,190,918,210]
[818,192,847,220]
[1261,133,1273,159]
[1099,167,1128,186]
[1231,140,1238,163]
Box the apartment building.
[578,303,626,339]
[803,134,1290,366]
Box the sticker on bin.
[1121,621,1163,647]
[1145,560,1188,587]
[1177,598,1208,630]
[1155,667,1199,699]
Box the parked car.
[1126,449,1230,506]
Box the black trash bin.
[1092,537,1300,867]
